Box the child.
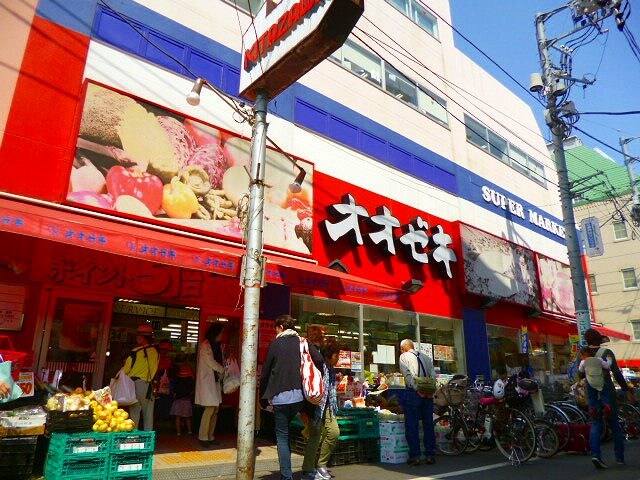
[170,364,195,435]
[578,346,612,419]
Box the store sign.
[580,216,604,257]
[481,186,565,239]
[324,194,457,278]
[240,0,364,100]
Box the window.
[622,268,638,289]
[387,0,439,38]
[613,220,629,240]
[463,115,547,186]
[587,274,598,294]
[488,130,509,164]
[385,65,418,106]
[464,114,488,149]
[632,320,640,341]
[340,40,383,86]
[232,0,264,14]
[417,88,448,125]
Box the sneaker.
[198,439,211,448]
[592,457,608,469]
[425,456,436,465]
[406,457,421,466]
[301,470,325,480]
[316,467,333,479]
[603,404,612,419]
[616,458,625,465]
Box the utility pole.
[620,137,640,226]
[236,90,268,480]
[532,2,620,344]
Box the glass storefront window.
[291,295,465,381]
[487,324,519,379]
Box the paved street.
[199,439,640,480]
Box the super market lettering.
[323,194,457,278]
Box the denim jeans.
[404,389,435,459]
[273,401,304,480]
[586,383,612,410]
[589,386,624,461]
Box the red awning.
[0,197,401,302]
[618,360,640,368]
[592,324,631,341]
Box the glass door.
[39,294,111,390]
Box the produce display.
[69,83,314,254]
[45,387,134,433]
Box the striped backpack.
[299,338,324,405]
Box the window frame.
[587,274,598,294]
[613,220,629,241]
[622,267,638,290]
[386,0,439,39]
[632,320,640,341]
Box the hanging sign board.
[580,216,604,257]
[240,0,365,101]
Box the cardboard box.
[380,449,409,464]
[380,434,408,449]
[379,421,405,436]
[0,412,47,428]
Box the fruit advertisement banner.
[68,82,314,255]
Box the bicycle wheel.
[542,404,571,451]
[552,401,589,423]
[618,403,640,440]
[434,414,469,455]
[494,408,536,465]
[533,418,560,458]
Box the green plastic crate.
[337,416,379,440]
[108,452,153,476]
[49,432,111,456]
[110,431,155,454]
[44,451,108,480]
[108,472,152,480]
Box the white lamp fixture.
[288,167,306,193]
[186,78,206,106]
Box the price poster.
[17,371,34,397]
[336,350,352,369]
[350,351,362,372]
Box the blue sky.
[449,1,640,167]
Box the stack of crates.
[0,436,38,480]
[109,431,155,480]
[44,430,155,480]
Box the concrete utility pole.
[236,90,268,480]
[620,137,640,226]
[533,2,619,344]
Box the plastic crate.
[44,451,108,480]
[46,408,93,433]
[110,431,155,454]
[336,416,379,440]
[0,435,37,480]
[328,439,359,466]
[109,452,153,476]
[49,431,111,456]
[108,472,152,480]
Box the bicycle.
[433,375,470,456]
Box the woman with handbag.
[399,338,436,466]
[195,324,225,447]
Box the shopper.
[302,340,341,480]
[123,323,159,431]
[154,339,174,420]
[260,314,323,480]
[170,363,195,436]
[578,345,612,419]
[581,328,635,469]
[195,323,225,447]
[399,338,436,466]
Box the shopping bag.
[109,368,138,406]
[157,370,171,396]
[299,338,324,405]
[0,361,23,403]
[223,358,241,394]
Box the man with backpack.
[123,323,159,431]
[399,338,436,466]
[580,328,635,469]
